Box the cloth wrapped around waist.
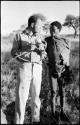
[49,60,65,78]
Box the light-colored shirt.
[11,30,46,64]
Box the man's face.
[50,25,60,37]
[33,19,43,34]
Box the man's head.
[50,21,62,37]
[28,13,46,33]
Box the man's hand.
[63,60,69,66]
[41,51,47,60]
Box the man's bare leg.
[51,77,58,114]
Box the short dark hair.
[50,21,62,31]
[28,13,46,27]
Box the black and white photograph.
[1,1,79,124]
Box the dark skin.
[50,25,61,39]
[47,25,65,116]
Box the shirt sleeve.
[11,33,21,57]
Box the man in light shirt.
[11,14,46,124]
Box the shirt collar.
[25,28,42,38]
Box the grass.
[1,34,79,124]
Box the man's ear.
[31,23,34,28]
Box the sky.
[1,1,79,35]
